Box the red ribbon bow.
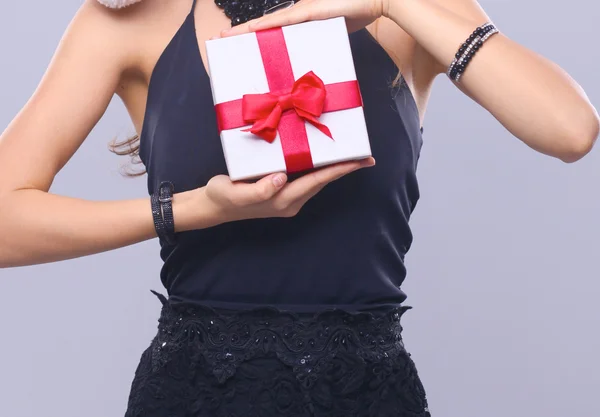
[241,71,333,143]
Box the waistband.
[148,290,414,388]
[149,289,411,315]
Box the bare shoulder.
[71,0,141,70]
[75,0,174,75]
[92,0,194,130]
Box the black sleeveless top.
[139,0,424,312]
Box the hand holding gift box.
[206,17,372,181]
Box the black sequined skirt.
[124,291,431,417]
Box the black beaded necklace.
[214,0,299,26]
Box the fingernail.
[360,158,375,167]
[272,173,286,187]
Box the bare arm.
[223,0,599,162]
[385,0,599,162]
[0,1,373,268]
[0,1,210,267]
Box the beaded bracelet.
[454,26,499,82]
[447,22,494,80]
[447,22,499,82]
[151,181,177,245]
[448,23,495,80]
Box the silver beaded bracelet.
[447,22,499,82]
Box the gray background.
[1,1,598,416]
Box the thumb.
[256,172,288,199]
[235,172,288,204]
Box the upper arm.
[367,17,433,123]
[370,0,492,119]
[375,0,491,76]
[414,0,491,76]
[0,0,137,196]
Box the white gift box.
[205,17,371,181]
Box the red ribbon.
[214,27,363,173]
[241,71,332,143]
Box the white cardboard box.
[205,17,371,181]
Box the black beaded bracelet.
[447,22,493,79]
[151,181,177,245]
[452,26,498,81]
[449,24,495,79]
[447,22,499,82]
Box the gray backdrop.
[1,1,598,416]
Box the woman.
[0,0,597,415]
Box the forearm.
[385,0,599,161]
[0,187,215,268]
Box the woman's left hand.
[217,0,599,162]
[219,0,388,38]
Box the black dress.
[124,0,429,415]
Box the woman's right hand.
[201,157,375,225]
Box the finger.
[312,157,375,182]
[282,157,375,199]
[300,157,376,201]
[280,158,373,206]
[306,158,374,185]
[219,8,286,38]
[218,19,255,38]
[221,3,315,37]
[231,172,288,205]
[217,5,289,39]
[275,158,374,216]
[251,5,315,31]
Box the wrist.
[172,188,226,232]
[382,0,407,21]
[381,0,394,19]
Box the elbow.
[0,199,8,268]
[557,112,599,163]
[0,193,17,269]
[559,136,596,163]
[0,253,11,269]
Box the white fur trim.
[96,0,143,9]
